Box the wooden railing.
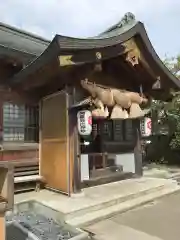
[0,159,42,193]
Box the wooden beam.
[21,59,60,91]
[111,57,142,90]
[0,86,36,105]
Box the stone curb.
[67,184,180,227]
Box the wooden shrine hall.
[5,12,180,196]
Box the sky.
[0,0,180,59]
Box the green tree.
[163,54,180,78]
[161,55,180,149]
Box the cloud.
[0,0,180,57]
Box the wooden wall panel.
[41,140,68,192]
[40,91,73,195]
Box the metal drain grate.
[6,222,37,240]
[6,211,77,240]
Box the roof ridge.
[99,12,136,35]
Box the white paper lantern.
[140,117,152,137]
[77,110,92,136]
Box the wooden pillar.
[0,163,14,240]
[134,121,143,176]
[0,99,4,143]
[71,87,82,194]
[0,212,5,240]
[72,122,81,193]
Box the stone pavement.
[86,219,162,240]
[143,164,180,180]
[85,191,180,240]
[14,177,180,227]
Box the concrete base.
[14,178,180,227]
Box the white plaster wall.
[80,152,136,181]
[80,154,89,181]
[116,153,135,173]
[108,153,135,173]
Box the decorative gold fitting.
[59,55,75,66]
[126,50,139,66]
[96,52,102,60]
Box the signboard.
[77,110,92,136]
[140,117,152,137]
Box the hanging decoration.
[80,78,149,119]
[77,110,92,136]
[140,117,152,137]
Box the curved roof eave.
[7,13,180,90]
[7,23,140,86]
[134,24,180,90]
[8,38,59,86]
[55,22,180,89]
